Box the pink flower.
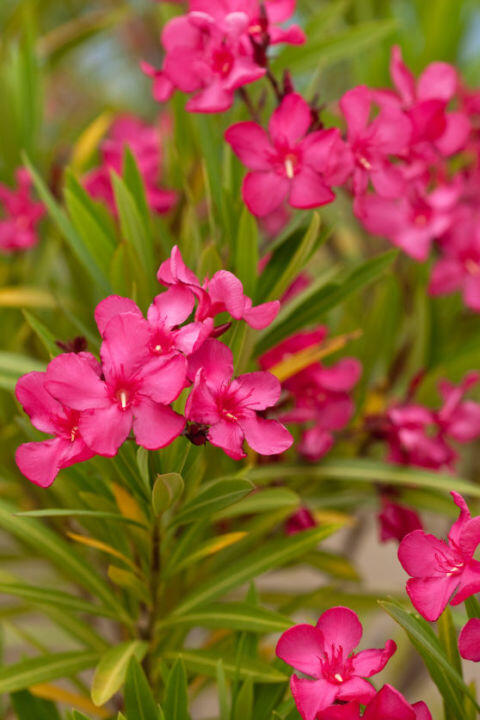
[15,368,95,487]
[142,11,265,113]
[0,168,44,253]
[157,245,279,329]
[385,404,454,470]
[185,338,292,459]
[285,507,316,535]
[339,85,411,198]
[378,498,423,544]
[276,606,396,720]
[84,115,176,215]
[44,313,185,457]
[436,371,480,442]
[318,684,432,720]
[458,618,480,662]
[389,46,471,157]
[398,491,480,621]
[260,328,361,461]
[225,93,352,216]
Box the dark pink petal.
[429,257,464,296]
[157,245,201,288]
[133,398,185,450]
[16,439,71,488]
[290,675,338,720]
[451,559,480,604]
[232,371,281,410]
[45,353,108,411]
[140,354,187,405]
[161,15,201,51]
[208,270,246,319]
[351,640,396,678]
[242,171,289,217]
[315,358,362,392]
[370,162,405,199]
[316,606,363,657]
[264,0,296,23]
[276,623,325,675]
[340,86,371,140]
[185,370,221,424]
[163,48,204,93]
[208,419,245,459]
[299,427,334,461]
[318,703,361,720]
[242,299,279,329]
[409,99,447,142]
[94,295,142,336]
[448,491,471,545]
[446,400,480,442]
[240,415,293,455]
[412,702,432,720]
[363,684,416,720]
[398,530,451,576]
[79,405,132,457]
[435,112,471,156]
[301,129,353,186]
[336,677,376,705]
[186,82,233,113]
[290,167,335,209]
[187,338,233,385]
[101,313,151,380]
[225,122,273,171]
[458,618,480,661]
[269,93,312,145]
[15,371,65,434]
[269,24,306,45]
[174,319,213,355]
[390,46,416,106]
[464,275,480,312]
[379,501,423,544]
[147,286,195,329]
[223,56,265,91]
[370,108,412,154]
[417,62,458,102]
[406,575,459,622]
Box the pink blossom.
[84,115,176,215]
[15,368,95,487]
[385,404,454,470]
[436,371,480,442]
[398,492,480,621]
[378,498,423,544]
[339,85,411,198]
[389,46,471,157]
[0,168,44,253]
[318,684,431,719]
[157,245,279,329]
[44,313,185,457]
[185,338,292,459]
[260,329,361,460]
[285,507,316,535]
[459,618,480,662]
[276,607,396,720]
[225,93,352,216]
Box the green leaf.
[0,581,119,619]
[152,473,184,516]
[164,659,190,720]
[256,250,397,353]
[233,679,253,720]
[163,650,287,684]
[123,147,151,230]
[125,657,160,720]
[172,524,341,615]
[16,508,147,528]
[0,651,98,694]
[0,351,45,391]
[11,689,61,720]
[157,602,292,634]
[235,207,258,300]
[465,596,480,619]
[23,310,60,357]
[91,640,148,706]
[171,477,253,526]
[438,607,462,675]
[217,660,230,720]
[214,487,299,520]
[64,185,115,277]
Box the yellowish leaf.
[313,510,355,526]
[30,683,110,718]
[269,330,362,383]
[0,287,56,309]
[71,111,114,172]
[111,483,148,527]
[177,532,247,571]
[67,531,142,576]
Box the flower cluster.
[142,0,304,113]
[15,246,292,487]
[84,114,176,215]
[399,492,480,623]
[260,327,361,460]
[276,606,430,720]
[0,168,44,254]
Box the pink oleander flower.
[354,180,459,261]
[157,245,279,329]
[389,46,471,157]
[185,338,292,459]
[378,498,423,544]
[459,618,480,662]
[398,491,480,621]
[15,368,95,487]
[260,328,361,461]
[0,168,44,253]
[84,115,176,215]
[318,684,431,720]
[44,313,185,457]
[225,93,352,216]
[436,371,480,441]
[339,85,411,198]
[285,507,316,535]
[430,217,480,311]
[276,606,396,720]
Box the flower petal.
[231,371,281,410]
[269,93,312,146]
[290,167,335,209]
[94,295,142,336]
[208,419,245,459]
[45,353,108,411]
[458,618,480,662]
[15,439,72,488]
[225,122,273,171]
[15,371,65,434]
[316,607,363,658]
[398,530,451,576]
[100,313,151,380]
[147,286,195,329]
[337,677,376,705]
[351,640,396,678]
[242,171,289,217]
[240,415,293,455]
[362,684,416,720]
[242,299,280,329]
[276,623,325,676]
[187,338,233,385]
[79,405,132,457]
[133,398,185,450]
[290,675,339,720]
[406,575,459,622]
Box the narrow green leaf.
[214,487,299,520]
[125,657,160,720]
[0,581,118,619]
[164,659,190,720]
[16,508,147,528]
[11,689,61,720]
[217,660,230,720]
[152,473,184,516]
[235,207,258,299]
[170,477,253,526]
[91,641,148,706]
[0,351,45,391]
[123,147,151,230]
[465,596,480,619]
[163,650,287,684]
[233,679,253,720]
[438,607,462,675]
[23,310,60,357]
[157,602,292,634]
[64,188,115,276]
[0,652,98,694]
